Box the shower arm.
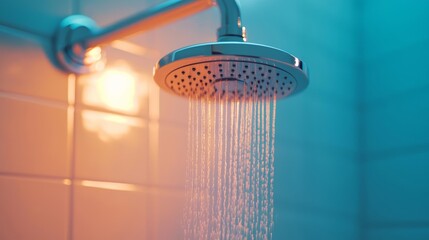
[54,0,246,73]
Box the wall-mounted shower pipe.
[85,0,244,48]
[53,0,309,100]
[53,0,246,73]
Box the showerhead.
[153,41,308,100]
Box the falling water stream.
[185,95,277,240]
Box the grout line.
[75,105,189,129]
[0,91,68,108]
[67,74,77,240]
[72,177,185,192]
[0,171,185,192]
[365,221,429,229]
[0,171,68,181]
[356,0,366,239]
[75,104,149,121]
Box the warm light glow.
[84,46,103,65]
[63,179,72,185]
[79,180,139,192]
[99,68,138,113]
[79,61,151,141]
[82,110,145,142]
[67,74,76,104]
[81,61,148,115]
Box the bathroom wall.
[242,0,360,239]
[361,1,429,239]
[0,0,360,239]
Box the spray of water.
[184,92,277,240]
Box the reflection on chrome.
[83,46,103,65]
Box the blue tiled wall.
[240,0,360,239]
[362,0,429,239]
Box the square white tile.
[75,109,150,185]
[152,123,187,188]
[149,189,185,240]
[0,175,70,240]
[0,95,70,177]
[0,27,69,102]
[73,182,149,240]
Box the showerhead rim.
[154,41,309,100]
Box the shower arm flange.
[53,0,245,74]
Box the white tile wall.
[0,94,70,177]
[73,183,149,240]
[149,189,186,240]
[0,27,69,102]
[0,0,361,240]
[0,176,70,240]
[74,110,150,185]
[153,123,187,188]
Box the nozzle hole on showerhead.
[163,59,298,100]
[213,78,247,98]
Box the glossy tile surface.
[275,141,359,217]
[364,89,429,155]
[152,123,187,188]
[0,27,69,102]
[149,189,185,240]
[0,176,70,240]
[364,151,429,223]
[366,227,429,240]
[277,95,359,152]
[73,183,148,240]
[75,110,150,184]
[273,206,359,240]
[76,52,151,118]
[0,95,70,177]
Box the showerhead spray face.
[153,42,308,100]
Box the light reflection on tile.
[75,110,150,185]
[0,176,70,240]
[81,110,144,142]
[77,60,149,117]
[73,183,149,240]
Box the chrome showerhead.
[153,41,308,100]
[51,0,309,101]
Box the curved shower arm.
[86,0,213,48]
[85,0,245,47]
[216,0,246,41]
[54,0,245,73]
